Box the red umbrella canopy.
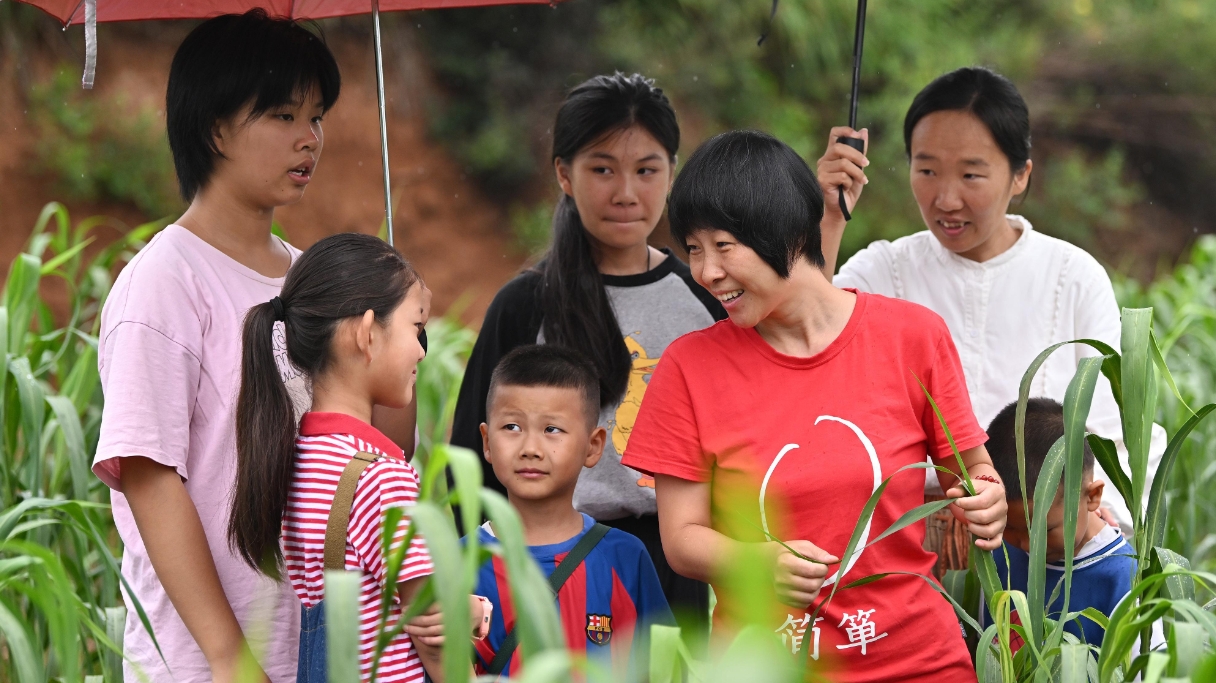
[19,0,560,24]
[16,0,566,246]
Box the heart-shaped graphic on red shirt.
[758,415,882,588]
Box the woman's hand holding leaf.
[946,470,1008,551]
[767,540,839,608]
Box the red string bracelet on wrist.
[973,474,1001,486]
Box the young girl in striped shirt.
[228,233,447,682]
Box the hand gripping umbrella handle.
[837,0,868,222]
[835,136,865,221]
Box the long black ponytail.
[542,72,679,408]
[229,233,419,577]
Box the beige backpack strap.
[324,452,380,572]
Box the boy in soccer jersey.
[470,345,674,677]
[985,398,1135,646]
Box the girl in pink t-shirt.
[229,233,441,682]
[621,131,1008,682]
[92,11,344,682]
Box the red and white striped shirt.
[283,412,433,683]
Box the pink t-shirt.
[93,225,309,683]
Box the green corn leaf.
[1026,435,1066,648]
[649,624,696,683]
[1086,433,1132,513]
[438,444,484,573]
[1150,548,1195,601]
[1060,642,1091,683]
[1149,330,1194,417]
[1047,356,1104,655]
[480,489,566,658]
[913,375,974,495]
[46,395,89,501]
[1014,339,1122,531]
[971,544,1004,628]
[1145,404,1216,554]
[5,253,43,353]
[1168,621,1206,677]
[502,650,574,683]
[39,236,95,276]
[104,606,126,683]
[409,501,474,683]
[0,595,44,682]
[810,460,950,623]
[8,357,46,493]
[864,496,957,548]
[1078,607,1110,631]
[324,570,363,682]
[1121,308,1158,537]
[841,570,984,636]
[1143,651,1170,683]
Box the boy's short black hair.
[487,345,601,427]
[167,9,341,201]
[668,130,825,277]
[987,398,1094,502]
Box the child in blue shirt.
[985,398,1136,646]
[467,345,674,677]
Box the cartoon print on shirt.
[606,334,661,490]
[836,609,888,654]
[775,613,825,659]
[759,415,882,589]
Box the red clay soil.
[0,24,525,327]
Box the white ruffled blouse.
[835,215,1164,532]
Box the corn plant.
[1116,236,1216,574]
[0,203,164,682]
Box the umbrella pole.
[372,0,394,247]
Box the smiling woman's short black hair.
[668,130,825,277]
[167,9,341,201]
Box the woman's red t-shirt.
[622,292,984,683]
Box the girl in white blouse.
[815,66,1163,534]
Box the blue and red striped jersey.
[469,513,675,677]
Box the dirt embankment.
[0,20,525,326]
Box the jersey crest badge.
[586,614,613,645]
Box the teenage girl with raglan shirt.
[815,67,1165,538]
[450,73,725,641]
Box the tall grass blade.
[1086,433,1133,510]
[1014,339,1121,529]
[479,489,566,657]
[0,596,44,682]
[324,570,362,682]
[1049,355,1104,653]
[1060,642,1091,683]
[410,502,474,683]
[5,254,42,353]
[1121,308,1158,536]
[1168,621,1205,676]
[1145,405,1216,554]
[1026,436,1066,647]
[104,607,125,683]
[46,395,89,501]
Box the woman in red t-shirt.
[620,130,1007,683]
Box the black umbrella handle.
[835,135,865,221]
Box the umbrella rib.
[64,0,86,27]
